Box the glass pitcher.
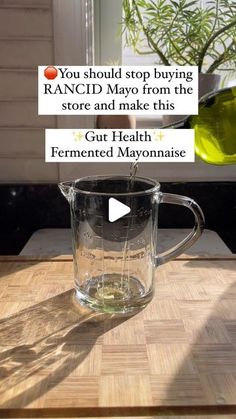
[59,176,204,314]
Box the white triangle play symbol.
[108,198,131,223]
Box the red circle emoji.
[44,66,58,80]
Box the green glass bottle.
[166,86,236,165]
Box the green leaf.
[170,0,179,7]
[183,0,198,9]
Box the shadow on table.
[164,276,236,416]
[0,257,66,280]
[0,259,39,279]
[0,289,130,408]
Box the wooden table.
[1,255,236,418]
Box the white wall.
[0,0,95,183]
[0,0,60,182]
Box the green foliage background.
[123,0,236,74]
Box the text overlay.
[39,66,198,116]
[45,129,195,163]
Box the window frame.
[53,0,95,130]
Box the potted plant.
[122,0,236,123]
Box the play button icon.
[108,198,131,222]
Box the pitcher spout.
[59,181,74,202]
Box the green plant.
[122,0,236,73]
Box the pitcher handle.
[156,193,205,266]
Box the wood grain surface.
[0,256,236,417]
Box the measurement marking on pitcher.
[120,161,139,294]
[90,163,142,305]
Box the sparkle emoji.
[153,130,165,142]
[73,131,84,142]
